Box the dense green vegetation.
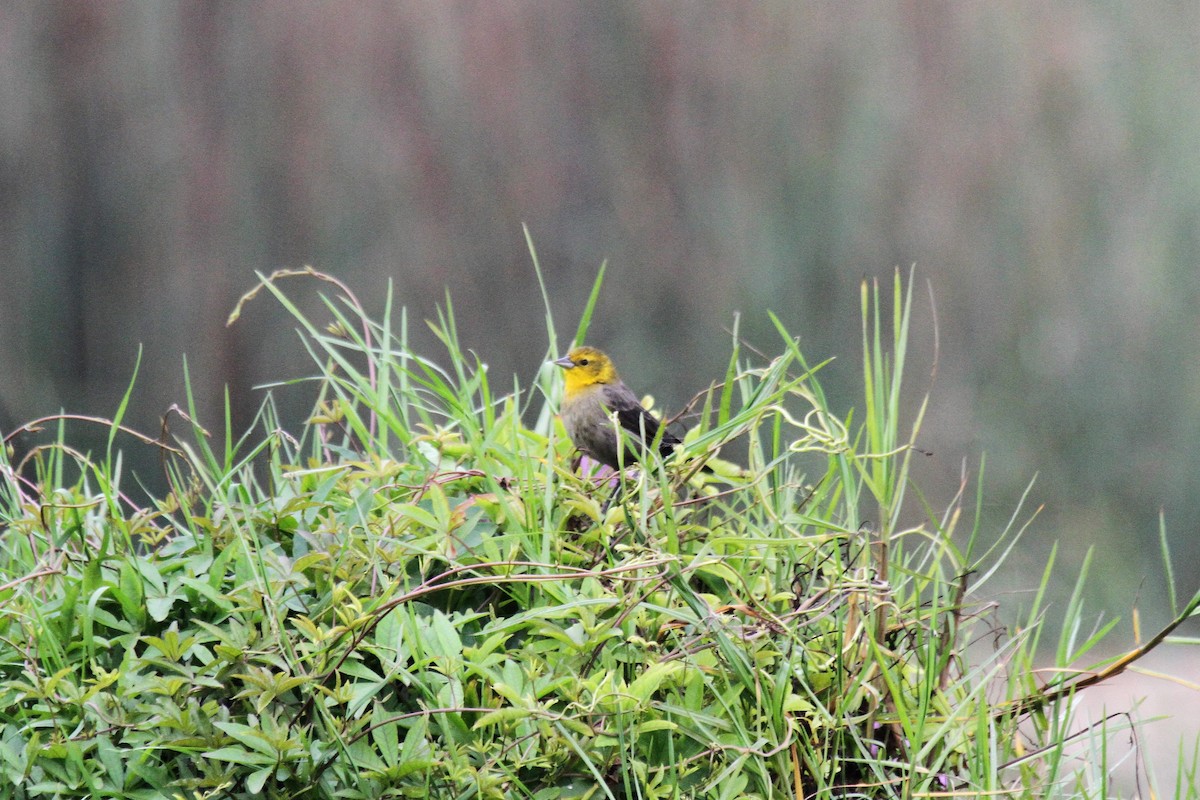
[0,270,1195,799]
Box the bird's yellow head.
[553,346,620,396]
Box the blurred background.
[2,2,1198,666]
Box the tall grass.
[0,267,1195,799]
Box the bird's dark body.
[560,381,680,469]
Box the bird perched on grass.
[553,346,694,471]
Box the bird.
[552,346,687,471]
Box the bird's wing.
[606,389,681,456]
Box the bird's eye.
[578,358,589,366]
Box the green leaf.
[627,661,683,704]
[202,746,275,767]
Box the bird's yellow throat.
[555,347,620,397]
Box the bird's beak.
[551,355,575,369]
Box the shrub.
[0,268,1194,799]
